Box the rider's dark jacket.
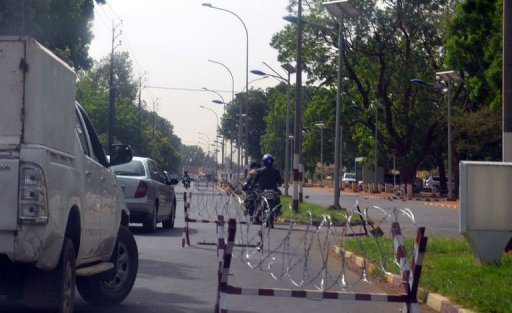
[250,166,282,192]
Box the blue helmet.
[262,154,274,167]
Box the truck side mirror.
[109,144,133,166]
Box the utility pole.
[504,0,512,161]
[138,71,148,153]
[152,98,159,139]
[292,0,303,212]
[108,20,122,152]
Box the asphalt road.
[1,183,433,313]
[299,187,461,238]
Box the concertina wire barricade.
[182,186,428,313]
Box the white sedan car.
[112,157,178,232]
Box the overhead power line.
[145,86,233,94]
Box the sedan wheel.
[143,205,158,233]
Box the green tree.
[76,52,182,173]
[445,0,502,167]
[271,0,458,184]
[0,0,105,69]
[222,88,271,165]
[260,83,289,171]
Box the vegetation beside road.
[280,196,363,224]
[345,237,512,313]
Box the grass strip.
[279,195,362,224]
[344,236,512,313]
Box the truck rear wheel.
[24,238,76,313]
[76,226,138,305]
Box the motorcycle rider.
[250,154,283,226]
[243,162,260,192]
[250,154,282,193]
[182,171,191,189]
[242,162,260,216]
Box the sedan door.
[148,160,172,218]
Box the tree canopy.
[0,0,105,69]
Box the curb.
[333,246,476,313]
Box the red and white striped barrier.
[182,192,191,247]
[216,218,428,313]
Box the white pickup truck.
[0,37,138,312]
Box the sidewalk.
[303,185,460,209]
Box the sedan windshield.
[112,160,145,176]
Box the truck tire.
[162,200,176,229]
[143,205,158,233]
[24,238,76,313]
[76,226,138,305]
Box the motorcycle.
[254,189,282,228]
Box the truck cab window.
[75,112,90,157]
[77,105,109,168]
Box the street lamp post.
[202,88,224,167]
[316,122,325,187]
[283,0,304,212]
[199,105,219,174]
[373,103,379,193]
[410,70,462,200]
[323,0,358,208]
[203,3,249,168]
[207,59,235,174]
[436,71,462,200]
[250,62,295,196]
[282,63,296,196]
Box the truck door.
[78,107,118,258]
[74,110,102,260]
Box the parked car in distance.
[413,177,424,193]
[112,157,178,232]
[424,175,454,192]
[342,172,357,186]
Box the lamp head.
[202,3,213,8]
[410,78,427,86]
[283,15,300,24]
[250,69,267,76]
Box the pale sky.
[89,0,292,156]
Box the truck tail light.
[134,181,148,198]
[19,163,49,224]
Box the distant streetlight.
[202,87,226,169]
[372,102,380,193]
[198,132,211,149]
[323,0,359,208]
[281,62,296,196]
[316,122,326,187]
[250,62,296,196]
[200,105,219,171]
[203,3,249,168]
[410,70,462,200]
[283,0,304,212]
[437,71,462,200]
[207,59,235,176]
